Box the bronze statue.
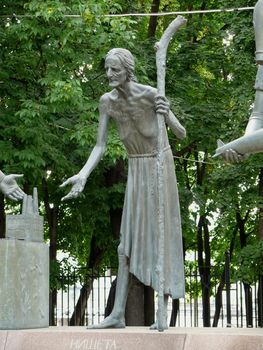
[61,47,186,330]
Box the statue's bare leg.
[87,244,129,329]
[149,294,169,330]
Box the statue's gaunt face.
[105,55,127,88]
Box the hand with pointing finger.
[60,174,87,201]
[0,173,25,201]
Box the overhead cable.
[104,7,255,17]
[1,6,255,19]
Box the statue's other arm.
[166,110,186,140]
[154,92,186,140]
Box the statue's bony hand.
[155,95,170,117]
[214,140,247,164]
[220,148,246,163]
[0,174,25,201]
[60,174,87,201]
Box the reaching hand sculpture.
[214,0,263,162]
[61,18,186,331]
[0,170,25,201]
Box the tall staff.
[155,15,187,332]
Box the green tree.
[1,0,137,324]
[1,0,263,327]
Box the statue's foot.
[149,322,168,331]
[87,315,125,329]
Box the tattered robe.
[116,118,185,299]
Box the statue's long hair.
[105,48,137,82]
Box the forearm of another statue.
[214,70,263,159]
[245,90,263,135]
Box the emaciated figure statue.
[0,170,24,201]
[61,48,186,329]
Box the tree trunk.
[258,168,263,327]
[195,151,211,327]
[49,289,57,326]
[236,210,253,327]
[212,228,237,327]
[106,278,155,326]
[69,234,104,326]
[147,0,160,38]
[243,282,253,327]
[212,282,223,327]
[105,277,117,318]
[170,299,179,326]
[70,282,93,326]
[202,219,211,327]
[258,168,263,240]
[105,275,154,327]
[42,179,59,326]
[197,215,211,327]
[258,275,263,327]
[144,286,155,326]
[48,207,59,326]
[0,194,5,238]
[125,275,145,326]
[203,217,211,325]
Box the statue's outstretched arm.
[60,95,110,201]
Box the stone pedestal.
[6,215,44,242]
[0,189,49,330]
[0,327,262,350]
[0,239,49,329]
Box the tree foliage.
[1,0,263,326]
